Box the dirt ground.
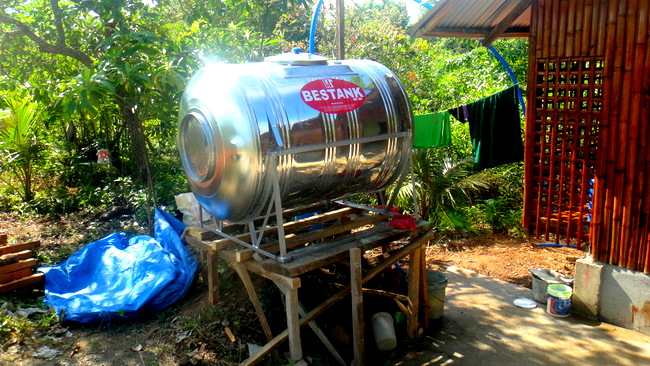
[0,212,585,365]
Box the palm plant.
[0,95,46,202]
[393,148,493,230]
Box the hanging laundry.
[413,111,452,149]
[449,85,524,170]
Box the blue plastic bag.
[39,208,199,323]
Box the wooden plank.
[184,235,214,251]
[205,207,361,252]
[0,252,21,266]
[186,226,221,241]
[260,221,428,277]
[0,258,37,275]
[284,281,301,362]
[0,241,40,256]
[0,272,44,294]
[230,262,274,342]
[206,250,219,304]
[350,247,364,365]
[234,212,386,263]
[407,246,422,338]
[0,230,7,246]
[0,268,34,284]
[419,246,430,330]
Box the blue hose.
[309,0,325,54]
[485,45,526,116]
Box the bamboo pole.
[524,0,541,236]
[581,0,594,56]
[549,0,559,58]
[592,0,621,263]
[630,0,650,272]
[558,0,568,57]
[595,0,608,56]
[566,0,577,57]
[541,0,552,59]
[608,0,632,265]
[574,0,585,56]
[618,0,640,269]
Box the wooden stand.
[185,203,432,365]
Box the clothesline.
[413,85,524,170]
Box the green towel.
[413,111,452,149]
[449,86,524,170]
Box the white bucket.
[371,312,397,351]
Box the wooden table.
[185,203,433,365]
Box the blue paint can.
[547,283,573,317]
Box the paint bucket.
[371,312,397,351]
[546,283,573,317]
[427,270,448,324]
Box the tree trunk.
[118,90,155,231]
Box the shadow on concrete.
[384,267,650,366]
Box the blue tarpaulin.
[38,208,199,323]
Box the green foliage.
[0,93,48,202]
[0,0,529,238]
[393,149,492,230]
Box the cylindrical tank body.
[178,54,412,224]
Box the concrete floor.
[389,266,650,366]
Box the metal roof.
[407,0,531,46]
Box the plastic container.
[530,268,572,304]
[426,270,448,324]
[547,283,573,317]
[371,312,397,351]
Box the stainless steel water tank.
[178,53,413,224]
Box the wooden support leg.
[419,244,430,330]
[230,262,274,342]
[350,247,364,366]
[284,282,302,362]
[206,249,219,304]
[407,245,422,338]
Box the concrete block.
[599,265,650,334]
[573,257,603,318]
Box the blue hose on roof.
[309,0,325,54]
[485,45,526,116]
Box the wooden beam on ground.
[0,258,37,275]
[0,241,40,256]
[0,272,43,293]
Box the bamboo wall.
[524,0,650,274]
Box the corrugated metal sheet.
[408,0,531,44]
